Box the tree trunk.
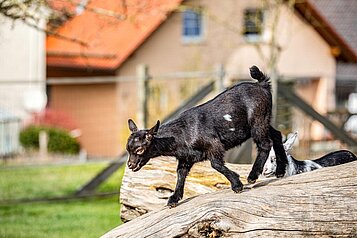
[104,160,357,238]
[119,157,253,222]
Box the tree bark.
[119,157,253,222]
[104,160,357,238]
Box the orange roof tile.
[47,0,79,13]
[47,0,182,70]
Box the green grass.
[0,196,121,238]
[0,162,125,200]
[0,161,125,237]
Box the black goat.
[126,66,287,207]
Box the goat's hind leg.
[209,153,243,193]
[269,126,287,178]
[248,128,272,184]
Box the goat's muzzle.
[127,160,141,172]
[262,169,275,177]
[127,154,148,172]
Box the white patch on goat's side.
[223,114,232,122]
[229,128,235,131]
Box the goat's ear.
[128,119,138,133]
[284,131,298,152]
[148,120,160,135]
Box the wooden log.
[119,156,254,222]
[104,161,357,237]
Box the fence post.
[136,64,149,128]
[39,130,48,160]
[215,63,225,94]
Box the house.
[310,0,357,132]
[0,14,46,120]
[0,13,46,157]
[46,0,357,158]
[0,109,20,158]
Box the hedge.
[19,126,80,155]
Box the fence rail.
[1,66,356,159]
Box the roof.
[46,0,183,71]
[308,0,357,77]
[336,63,357,80]
[310,0,357,54]
[295,0,357,62]
[47,0,77,13]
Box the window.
[182,9,203,43]
[243,8,264,41]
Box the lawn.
[0,161,125,237]
[0,162,125,201]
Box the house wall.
[48,0,338,156]
[118,0,336,140]
[115,0,263,153]
[226,4,336,139]
[49,84,120,157]
[118,0,258,75]
[0,16,46,120]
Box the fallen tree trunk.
[103,160,357,237]
[120,157,253,222]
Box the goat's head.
[262,132,298,177]
[126,119,160,172]
[262,149,278,177]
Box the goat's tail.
[250,66,270,84]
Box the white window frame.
[243,8,266,43]
[181,8,205,44]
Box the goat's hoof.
[232,184,243,193]
[276,165,286,178]
[247,172,258,184]
[167,196,179,208]
[275,169,286,178]
[168,203,177,208]
[247,178,257,184]
[232,187,243,193]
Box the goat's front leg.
[209,156,243,193]
[167,160,193,208]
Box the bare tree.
[0,0,156,45]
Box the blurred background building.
[1,0,356,160]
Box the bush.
[20,126,80,155]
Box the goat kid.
[126,66,287,207]
[263,132,357,177]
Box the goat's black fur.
[287,150,357,176]
[126,66,287,207]
[313,150,357,167]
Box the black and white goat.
[126,66,287,207]
[263,132,357,177]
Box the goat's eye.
[145,134,152,141]
[271,158,274,163]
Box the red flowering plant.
[27,108,78,131]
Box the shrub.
[20,126,80,155]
